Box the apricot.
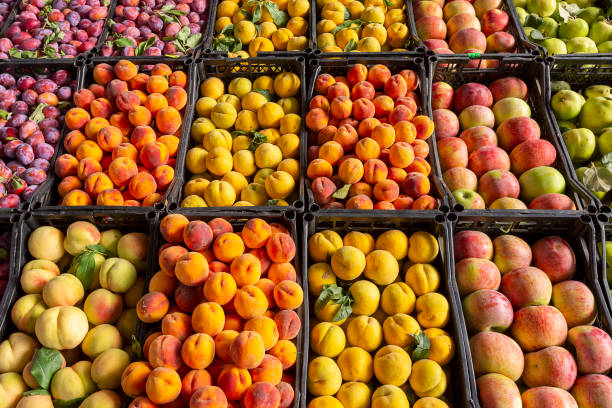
[145,367,182,405]
[162,312,193,342]
[181,370,212,401]
[192,302,225,336]
[175,252,209,286]
[129,172,157,200]
[121,361,152,398]
[230,331,266,369]
[137,292,169,323]
[181,333,215,370]
[156,107,182,135]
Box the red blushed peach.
[94,63,115,84]
[468,146,511,178]
[414,195,438,209]
[107,79,129,103]
[389,142,415,169]
[129,172,158,200]
[230,331,266,369]
[64,130,86,155]
[373,179,400,202]
[373,201,394,209]
[349,182,373,198]
[89,83,106,98]
[250,355,283,385]
[217,366,252,400]
[62,189,94,205]
[374,95,395,118]
[367,65,392,90]
[175,284,206,314]
[310,95,330,112]
[84,171,113,199]
[412,115,434,140]
[489,77,528,102]
[306,108,329,132]
[363,158,389,184]
[316,126,336,145]
[77,157,102,180]
[384,75,408,100]
[529,194,575,210]
[110,111,133,136]
[74,88,95,110]
[311,177,337,205]
[388,105,414,125]
[353,98,375,120]
[113,143,138,162]
[347,64,368,85]
[243,382,281,408]
[268,263,297,284]
[140,142,169,170]
[137,292,170,323]
[388,167,408,185]
[91,98,113,119]
[396,97,418,119]
[394,195,414,209]
[181,370,213,401]
[405,157,430,176]
[402,172,431,198]
[159,245,189,276]
[333,124,358,152]
[330,96,352,120]
[255,279,276,310]
[315,74,336,95]
[97,189,125,206]
[149,334,183,370]
[350,81,376,101]
[266,233,296,263]
[208,219,233,239]
[58,176,83,197]
[358,118,381,139]
[399,70,419,91]
[152,165,174,191]
[143,332,162,361]
[346,194,374,209]
[190,386,228,408]
[117,91,141,112]
[65,108,91,131]
[274,310,300,340]
[160,214,189,244]
[165,87,188,110]
[327,82,350,100]
[131,126,156,150]
[149,270,178,297]
[276,382,294,408]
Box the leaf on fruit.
[602,152,612,168]
[248,132,267,151]
[265,1,289,27]
[315,284,354,322]
[43,46,57,58]
[529,29,546,41]
[113,37,136,48]
[405,387,417,406]
[583,162,612,192]
[53,397,85,408]
[407,330,431,361]
[57,101,71,110]
[524,13,543,28]
[344,7,352,20]
[344,39,357,52]
[384,0,393,6]
[30,348,63,390]
[186,33,203,49]
[332,184,351,199]
[29,103,49,123]
[176,25,191,42]
[253,3,263,23]
[8,48,21,58]
[231,130,247,139]
[266,199,280,206]
[559,126,571,133]
[21,51,38,59]
[86,244,111,257]
[22,389,50,397]
[102,0,110,6]
[253,88,273,101]
[558,4,571,22]
[70,250,96,291]
[135,37,156,56]
[0,110,11,121]
[241,9,253,19]
[219,23,235,36]
[130,335,142,361]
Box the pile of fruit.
[0,230,11,299]
[0,220,148,408]
[517,0,612,55]
[306,63,438,210]
[414,0,516,55]
[183,70,301,207]
[315,0,411,53]
[0,0,16,28]
[56,60,188,207]
[434,77,577,210]
[454,229,612,406]
[211,0,310,56]
[0,68,75,208]
[307,228,455,408]
[0,0,109,59]
[125,215,302,407]
[100,0,209,57]
[549,84,612,205]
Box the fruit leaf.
[343,39,357,52]
[407,330,431,361]
[331,19,363,34]
[135,37,156,56]
[559,126,571,133]
[529,29,546,41]
[583,162,612,192]
[113,37,136,48]
[266,199,280,206]
[248,132,267,151]
[57,101,71,110]
[108,18,115,27]
[384,0,393,6]
[255,23,263,36]
[29,103,49,123]
[253,3,263,23]
[315,284,344,312]
[405,387,417,406]
[524,13,543,28]
[8,48,21,58]
[231,130,247,138]
[130,335,142,361]
[558,3,571,22]
[344,8,351,20]
[30,348,63,389]
[265,1,289,27]
[85,244,111,257]
[219,23,235,37]
[102,0,110,6]
[186,33,203,49]
[0,109,11,120]
[241,9,252,19]
[332,184,351,199]
[176,25,191,43]
[253,88,273,101]
[43,46,57,58]
[53,397,85,408]
[23,389,50,397]
[74,251,96,291]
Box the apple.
[537,17,558,37]
[577,6,603,25]
[497,116,540,151]
[529,193,576,210]
[455,257,501,296]
[432,81,454,110]
[551,90,584,121]
[489,197,528,209]
[518,166,566,203]
[454,82,493,112]
[478,169,520,205]
[566,37,598,53]
[443,167,478,191]
[454,230,494,261]
[588,20,612,45]
[459,105,496,129]
[433,109,460,139]
[527,0,556,17]
[488,77,528,102]
[542,38,568,55]
[492,97,531,126]
[459,126,498,153]
[580,96,612,134]
[462,289,514,332]
[584,85,612,98]
[563,127,596,163]
[510,139,557,175]
[558,18,589,39]
[453,188,486,209]
[598,41,612,52]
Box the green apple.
[492,97,531,126]
[577,6,603,24]
[537,17,559,37]
[516,7,528,24]
[589,20,612,44]
[524,26,535,38]
[563,128,596,163]
[542,38,567,55]
[527,0,557,17]
[566,37,599,53]
[580,96,612,133]
[598,41,612,52]
[515,0,528,8]
[558,120,576,130]
[551,81,571,92]
[551,90,585,120]
[598,130,612,155]
[452,189,485,209]
[585,85,612,98]
[559,18,589,39]
[518,166,566,203]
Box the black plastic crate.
[594,214,612,323]
[429,54,597,214]
[29,55,198,213]
[409,0,539,57]
[166,55,307,212]
[310,0,424,57]
[202,0,314,57]
[135,209,306,408]
[544,55,612,213]
[302,212,473,407]
[0,212,20,335]
[305,55,451,214]
[449,212,612,408]
[0,58,85,213]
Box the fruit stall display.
[127,212,304,408]
[0,0,111,59]
[206,0,311,56]
[305,59,446,211]
[514,0,612,56]
[304,214,471,408]
[410,0,538,56]
[33,58,195,209]
[0,211,152,408]
[99,0,210,57]
[175,57,305,210]
[452,214,612,408]
[430,55,596,211]
[0,61,79,209]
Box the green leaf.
[529,29,545,41]
[405,388,417,406]
[29,103,49,123]
[409,331,431,361]
[265,1,289,27]
[176,25,190,42]
[186,33,203,49]
[161,4,175,12]
[334,297,353,321]
[0,109,11,120]
[219,23,235,36]
[130,335,142,361]
[53,397,85,408]
[102,0,110,6]
[9,48,22,58]
[583,163,612,193]
[253,3,262,23]
[558,3,571,22]
[602,152,612,169]
[165,54,179,58]
[22,51,38,59]
[332,184,351,199]
[113,37,135,48]
[255,23,263,36]
[23,389,50,397]
[331,19,363,34]
[384,0,393,6]
[241,9,252,19]
[344,7,351,20]
[75,252,95,291]
[85,244,111,257]
[43,46,57,57]
[135,37,156,56]
[30,348,63,389]
[248,132,267,151]
[167,9,188,16]
[253,88,273,101]
[343,39,357,52]
[559,126,571,133]
[231,130,247,138]
[108,18,116,27]
[57,101,70,110]
[524,13,543,28]
[266,199,280,206]
[315,284,344,312]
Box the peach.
[181,333,215,370]
[511,305,568,352]
[334,124,358,151]
[137,292,169,323]
[276,382,294,408]
[175,252,209,286]
[389,105,415,125]
[156,107,182,135]
[145,367,182,405]
[250,355,283,385]
[346,194,374,209]
[389,142,415,168]
[347,64,368,85]
[362,159,388,184]
[77,158,102,181]
[402,172,430,198]
[113,142,138,161]
[231,331,266,369]
[274,310,300,340]
[571,374,612,408]
[214,233,245,263]
[165,87,187,110]
[116,91,141,113]
[349,182,372,198]
[217,366,252,400]
[374,95,395,118]
[159,246,189,276]
[76,140,103,162]
[307,159,333,180]
[190,385,228,408]
[311,177,337,205]
[523,346,577,390]
[319,140,344,166]
[268,263,296,284]
[244,316,279,350]
[91,98,114,119]
[567,325,612,374]
[306,109,329,132]
[367,65,391,89]
[273,280,303,310]
[162,312,193,342]
[266,233,296,263]
[175,284,205,314]
[55,154,79,178]
[203,272,236,305]
[477,373,522,408]
[64,130,86,155]
[470,331,524,381]
[310,95,330,112]
[149,271,177,298]
[351,81,375,101]
[209,219,233,238]
[129,172,157,200]
[181,370,213,401]
[521,387,578,408]
[330,96,352,120]
[353,98,375,121]
[61,189,93,206]
[358,118,381,139]
[413,195,438,209]
[234,285,268,319]
[373,179,400,202]
[192,302,225,336]
[84,117,109,140]
[160,214,189,244]
[243,382,281,408]
[533,236,576,283]
[151,165,174,191]
[338,157,364,185]
[230,254,262,287]
[268,339,297,370]
[108,157,138,187]
[242,219,272,249]
[131,126,156,149]
[65,108,91,130]
[121,361,152,398]
[315,74,335,95]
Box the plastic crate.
[410,0,539,57]
[302,212,474,407]
[429,54,598,214]
[202,0,314,57]
[544,55,612,213]
[304,55,451,214]
[29,55,198,212]
[165,55,307,212]
[310,0,425,57]
[449,212,612,408]
[595,214,612,324]
[135,209,306,408]
[0,58,85,213]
